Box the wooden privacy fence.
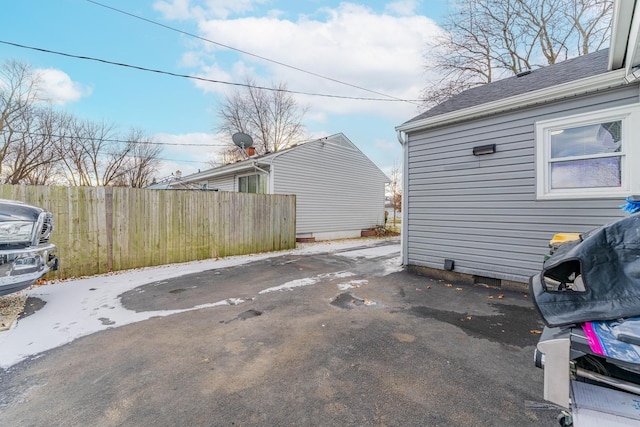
[0,185,296,279]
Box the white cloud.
[203,0,268,18]
[191,61,252,95]
[180,50,205,68]
[154,0,267,20]
[385,0,419,16]
[184,2,442,122]
[154,0,202,20]
[155,1,438,174]
[35,68,92,105]
[305,110,328,124]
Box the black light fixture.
[473,144,496,156]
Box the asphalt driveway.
[0,238,558,426]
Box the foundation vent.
[473,276,502,288]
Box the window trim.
[237,172,268,194]
[535,104,640,200]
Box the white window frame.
[535,104,640,200]
[237,172,268,194]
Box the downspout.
[266,150,290,194]
[396,130,409,267]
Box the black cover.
[530,213,640,327]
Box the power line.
[3,126,337,154]
[0,129,229,147]
[157,157,210,164]
[85,0,419,106]
[0,40,420,103]
[4,129,330,152]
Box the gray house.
[165,133,389,241]
[395,0,640,286]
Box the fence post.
[105,186,114,272]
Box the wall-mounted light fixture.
[473,144,496,156]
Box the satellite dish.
[232,132,253,148]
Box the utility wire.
[2,129,324,148]
[0,40,419,102]
[157,157,210,164]
[0,129,229,147]
[85,0,419,105]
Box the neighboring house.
[395,0,640,286]
[162,133,389,241]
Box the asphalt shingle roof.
[404,48,611,124]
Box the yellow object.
[549,233,581,246]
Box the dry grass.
[0,293,27,331]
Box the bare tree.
[215,145,245,165]
[422,0,613,106]
[3,106,64,184]
[120,129,162,188]
[217,77,307,161]
[568,0,613,54]
[386,160,402,224]
[56,116,89,186]
[0,58,164,187]
[57,118,147,186]
[0,60,42,178]
[101,139,135,187]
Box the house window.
[535,105,640,199]
[238,174,267,194]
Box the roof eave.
[179,160,261,183]
[395,69,627,135]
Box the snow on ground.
[335,244,400,259]
[0,238,400,370]
[259,271,356,294]
[336,243,402,275]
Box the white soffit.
[610,0,635,70]
[625,0,640,77]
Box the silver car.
[0,199,58,296]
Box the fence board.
[0,185,296,279]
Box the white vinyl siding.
[405,85,639,283]
[205,175,235,192]
[176,134,388,237]
[271,137,388,235]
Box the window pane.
[258,175,267,193]
[550,157,621,189]
[239,174,267,193]
[550,121,621,159]
[248,175,257,193]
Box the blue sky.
[1,0,450,179]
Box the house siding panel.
[271,138,388,235]
[206,175,235,192]
[405,85,640,283]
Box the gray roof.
[173,132,359,184]
[404,49,610,124]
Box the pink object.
[582,322,606,355]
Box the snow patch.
[259,271,356,294]
[337,279,369,290]
[336,244,400,259]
